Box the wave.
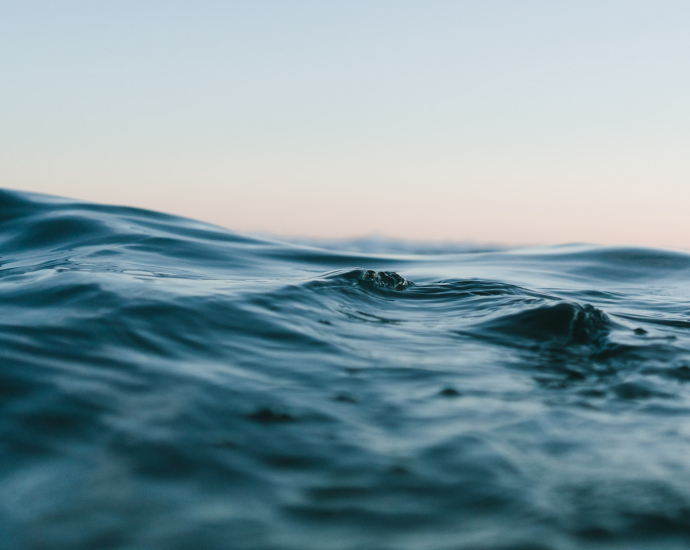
[3,188,690,549]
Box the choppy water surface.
[3,189,690,550]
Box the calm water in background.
[2,189,690,550]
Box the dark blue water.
[3,189,690,550]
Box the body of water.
[3,189,690,549]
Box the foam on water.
[3,189,690,549]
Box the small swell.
[3,214,111,252]
[361,270,409,290]
[315,268,410,291]
[475,301,610,348]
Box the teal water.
[2,189,690,549]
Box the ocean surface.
[3,189,690,550]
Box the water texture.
[2,189,690,550]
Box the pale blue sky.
[2,1,689,247]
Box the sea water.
[2,189,690,549]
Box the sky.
[1,1,689,248]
